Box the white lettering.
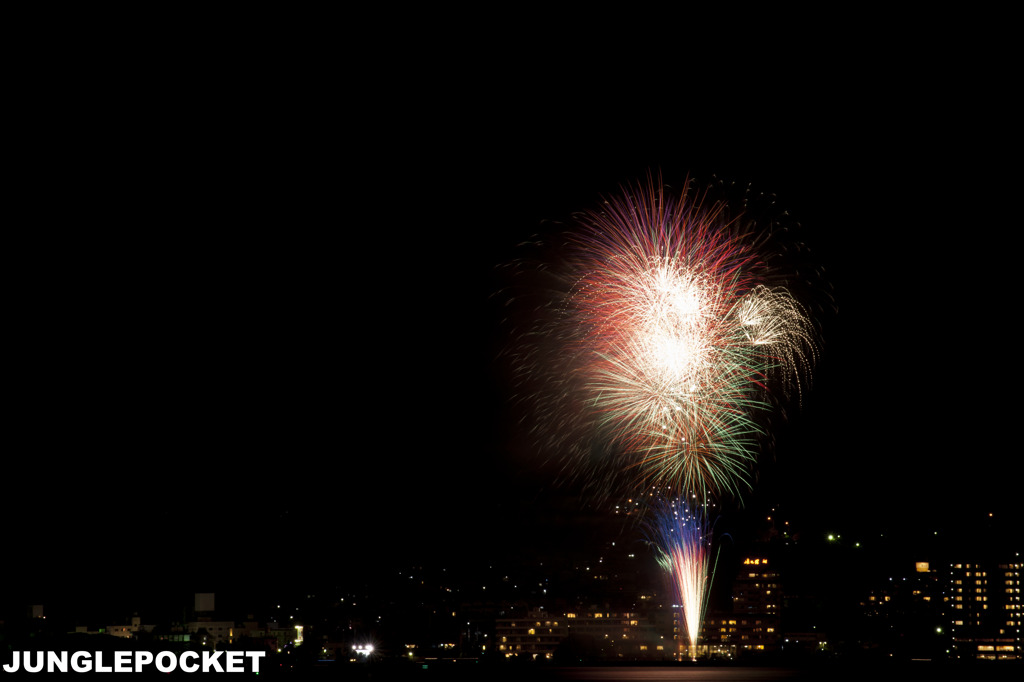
[24,651,43,673]
[113,651,131,673]
[3,651,20,673]
[48,651,68,673]
[181,651,199,673]
[225,651,244,672]
[155,651,176,673]
[135,651,153,672]
[2,649,267,674]
[72,651,91,673]
[203,650,224,673]
[246,651,265,673]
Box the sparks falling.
[503,173,822,662]
[564,178,816,502]
[649,498,716,660]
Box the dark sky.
[8,25,1019,619]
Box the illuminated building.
[910,561,942,604]
[105,616,147,639]
[494,608,669,660]
[73,616,153,639]
[733,557,780,618]
[185,621,236,646]
[495,610,568,659]
[703,556,782,654]
[946,560,1021,660]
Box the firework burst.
[501,173,821,662]
[501,175,819,507]
[561,177,816,502]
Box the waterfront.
[332,662,1024,681]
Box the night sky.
[8,23,1019,623]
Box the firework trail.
[648,497,717,659]
[501,174,821,661]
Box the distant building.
[231,620,282,651]
[106,616,151,639]
[265,621,303,651]
[904,561,943,609]
[703,556,782,655]
[495,608,670,660]
[495,609,567,659]
[945,560,1021,660]
[185,621,236,646]
[74,616,153,639]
